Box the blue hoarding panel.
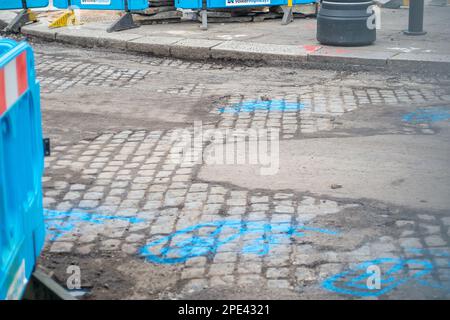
[0,0,49,10]
[175,0,313,9]
[53,0,148,10]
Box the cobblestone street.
[35,41,450,300]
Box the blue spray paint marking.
[140,220,338,264]
[322,257,433,297]
[402,106,450,124]
[218,99,305,114]
[322,247,450,297]
[44,209,145,241]
[405,247,450,292]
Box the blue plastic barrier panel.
[0,0,49,10]
[0,39,45,300]
[226,0,271,6]
[176,0,312,9]
[53,0,148,10]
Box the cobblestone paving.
[128,55,249,72]
[42,127,450,298]
[35,49,450,138]
[35,52,154,93]
[35,44,450,299]
[210,85,450,138]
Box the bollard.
[404,0,426,35]
[317,0,377,46]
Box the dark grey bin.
[317,0,377,46]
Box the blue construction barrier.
[176,0,315,28]
[0,0,49,10]
[53,0,148,11]
[0,1,49,33]
[0,38,45,300]
[176,0,311,9]
[52,0,148,32]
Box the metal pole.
[200,0,208,30]
[404,0,427,35]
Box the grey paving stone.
[424,235,447,247]
[50,241,74,253]
[208,263,235,276]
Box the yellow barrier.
[48,10,81,29]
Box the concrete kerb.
[21,23,143,51]
[307,48,393,67]
[21,22,58,41]
[126,36,184,57]
[55,28,102,48]
[95,32,143,50]
[388,53,450,73]
[170,38,223,60]
[15,21,450,73]
[211,41,308,66]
